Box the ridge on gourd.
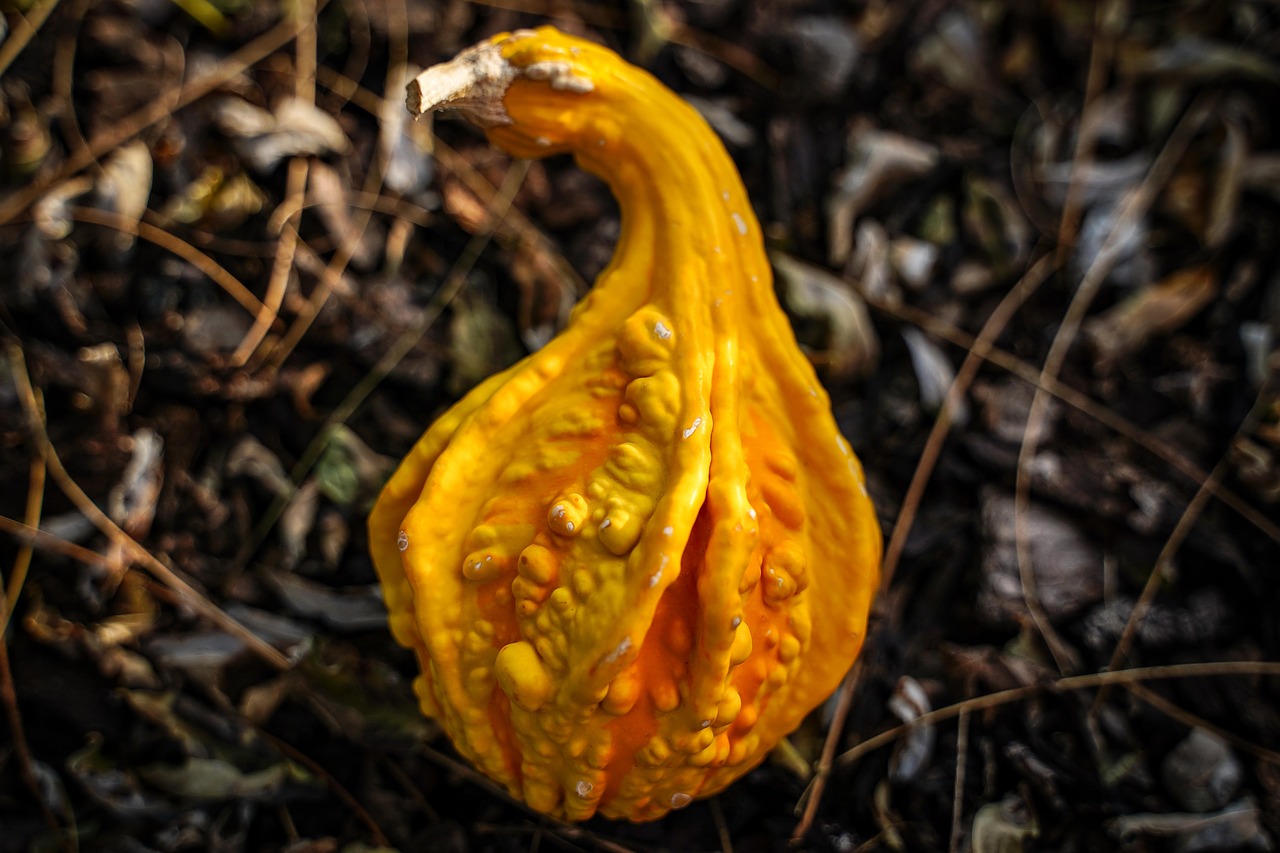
[368,26,881,822]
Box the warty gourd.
[368,26,881,822]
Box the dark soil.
[2,1,1279,851]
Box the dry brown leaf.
[827,122,938,265]
[771,250,880,379]
[1086,265,1219,372]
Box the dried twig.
[0,8,321,226]
[879,251,1059,591]
[1123,681,1280,767]
[711,796,735,853]
[1097,379,1277,705]
[1014,94,1213,673]
[0,515,127,576]
[837,660,1280,770]
[869,296,1280,547]
[229,0,320,367]
[949,708,971,853]
[0,434,65,845]
[0,0,63,78]
[232,157,309,366]
[68,206,267,316]
[5,342,291,671]
[50,0,97,177]
[1,454,47,637]
[791,660,865,842]
[259,729,391,847]
[1054,0,1116,261]
[793,242,1264,842]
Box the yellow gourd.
[368,27,881,822]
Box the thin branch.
[1014,93,1213,673]
[0,402,66,846]
[0,7,321,226]
[1123,681,1280,767]
[1097,379,1276,706]
[866,295,1280,547]
[837,660,1280,770]
[50,0,96,178]
[0,514,127,575]
[229,0,318,366]
[949,708,971,853]
[260,730,391,847]
[880,251,1059,591]
[790,660,864,841]
[1054,0,1115,262]
[68,206,267,316]
[5,342,291,671]
[1,453,47,638]
[232,157,309,366]
[0,0,63,77]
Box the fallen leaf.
[226,435,293,497]
[887,676,935,783]
[902,327,965,422]
[971,795,1039,853]
[1118,36,1280,85]
[108,428,164,539]
[1163,728,1242,813]
[138,757,299,801]
[1085,265,1218,372]
[827,122,938,264]
[1111,798,1270,851]
[93,140,153,254]
[213,96,351,172]
[267,572,389,632]
[771,251,880,378]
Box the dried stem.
[1054,0,1116,262]
[791,660,865,841]
[837,660,1280,770]
[866,295,1280,547]
[0,8,319,226]
[1,454,47,638]
[69,207,266,316]
[0,0,63,78]
[949,708,971,853]
[5,343,291,671]
[1013,94,1213,673]
[1096,379,1276,708]
[879,251,1059,591]
[232,157,309,366]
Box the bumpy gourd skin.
[368,27,881,822]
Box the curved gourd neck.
[409,27,771,313]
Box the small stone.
[1163,728,1241,813]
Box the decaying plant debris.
[1,1,1279,851]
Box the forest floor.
[2,1,1279,851]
